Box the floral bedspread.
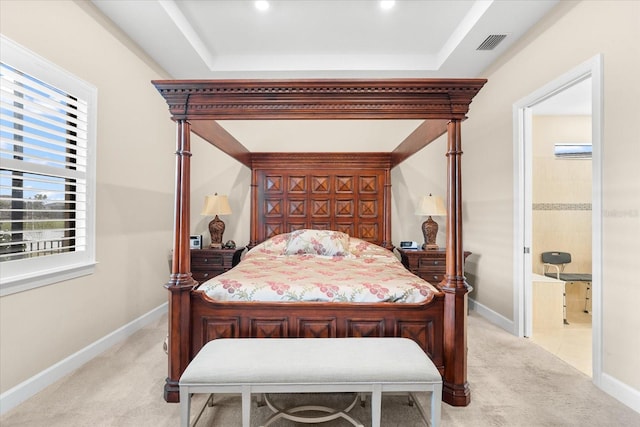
[197,232,441,304]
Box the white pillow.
[284,229,351,256]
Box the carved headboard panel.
[250,153,392,248]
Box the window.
[0,36,97,296]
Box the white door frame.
[512,55,603,384]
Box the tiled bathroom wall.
[532,115,592,275]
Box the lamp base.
[208,215,225,249]
[421,216,439,251]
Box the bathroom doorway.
[513,55,603,381]
[528,79,593,376]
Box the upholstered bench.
[179,337,442,427]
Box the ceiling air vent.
[477,34,507,51]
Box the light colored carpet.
[1,312,638,426]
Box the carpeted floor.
[1,312,638,426]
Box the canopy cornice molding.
[152,78,487,120]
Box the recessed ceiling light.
[255,1,269,11]
[380,1,395,10]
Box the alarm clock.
[399,241,418,249]
[190,235,202,249]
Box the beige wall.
[532,115,592,275]
[391,133,449,249]
[189,136,252,248]
[457,0,640,392]
[0,1,175,393]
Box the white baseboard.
[600,373,640,415]
[0,302,168,416]
[468,297,516,335]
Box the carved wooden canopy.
[152,78,487,167]
[153,79,486,120]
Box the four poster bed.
[153,78,486,407]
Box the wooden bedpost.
[164,119,198,402]
[442,119,471,406]
[382,167,393,249]
[249,168,258,249]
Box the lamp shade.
[201,194,232,216]
[415,194,446,217]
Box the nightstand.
[396,248,471,287]
[190,247,244,284]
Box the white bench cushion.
[181,337,440,386]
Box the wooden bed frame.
[153,78,486,407]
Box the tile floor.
[530,281,592,376]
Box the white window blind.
[0,36,96,295]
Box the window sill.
[0,262,97,297]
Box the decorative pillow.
[246,232,291,256]
[284,229,351,256]
[348,237,393,258]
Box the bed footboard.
[162,292,445,400]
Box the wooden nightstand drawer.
[192,252,227,267]
[396,248,471,287]
[192,270,219,283]
[421,273,444,284]
[190,247,244,284]
[417,258,445,269]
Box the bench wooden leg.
[180,387,190,427]
[431,384,442,427]
[241,386,251,427]
[371,384,382,427]
[359,392,366,407]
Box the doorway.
[513,55,603,383]
[529,81,593,376]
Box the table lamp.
[201,194,232,248]
[415,194,446,250]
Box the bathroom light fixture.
[554,142,592,159]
